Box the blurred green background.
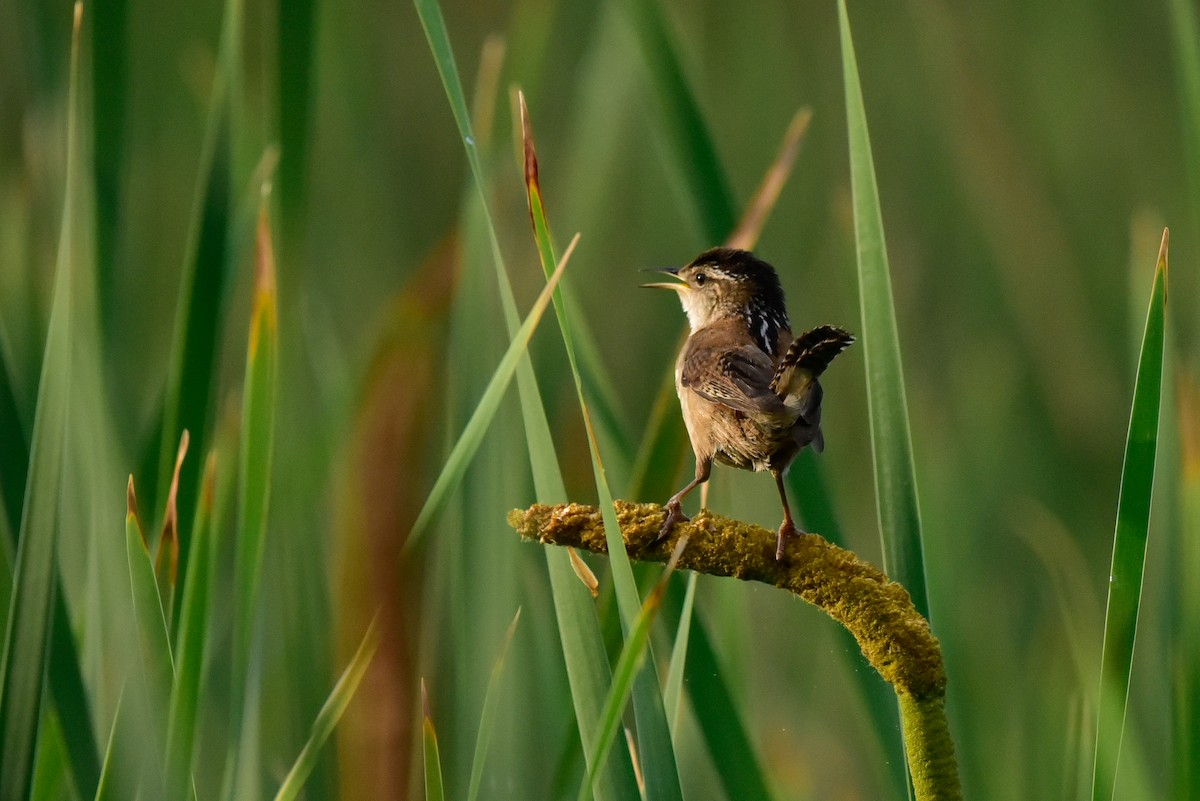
[1,0,1197,799]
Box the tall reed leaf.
[837,0,930,619]
[156,0,240,556]
[1167,0,1200,216]
[618,0,736,238]
[407,235,578,550]
[421,680,446,801]
[230,202,278,770]
[412,5,639,797]
[272,619,379,801]
[92,691,124,801]
[0,7,80,799]
[124,479,175,785]
[466,609,521,801]
[579,543,682,801]
[1176,373,1200,801]
[165,452,218,800]
[1090,230,1168,801]
[523,94,684,801]
[662,572,696,734]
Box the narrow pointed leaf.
[523,93,683,801]
[0,7,79,798]
[579,544,682,801]
[837,0,930,619]
[272,619,380,801]
[156,430,189,631]
[466,610,522,801]
[413,6,639,797]
[92,690,124,801]
[166,452,219,800]
[421,680,446,801]
[1091,230,1168,801]
[662,572,697,733]
[518,91,632,473]
[618,0,736,239]
[231,202,279,719]
[125,488,175,784]
[156,0,239,576]
[407,234,579,550]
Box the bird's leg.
[651,458,711,548]
[772,469,804,562]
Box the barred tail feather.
[770,325,855,396]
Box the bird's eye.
[694,272,707,286]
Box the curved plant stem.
[508,501,962,801]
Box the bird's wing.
[681,342,789,418]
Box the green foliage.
[1092,234,1168,801]
[0,0,1196,798]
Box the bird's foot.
[775,520,805,562]
[649,501,690,550]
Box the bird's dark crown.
[687,248,788,313]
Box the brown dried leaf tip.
[156,430,189,592]
[519,90,540,199]
[126,474,147,547]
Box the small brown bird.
[644,247,854,561]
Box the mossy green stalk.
[507,501,961,800]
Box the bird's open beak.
[640,266,689,292]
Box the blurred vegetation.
[0,0,1197,799]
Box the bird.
[643,247,854,561]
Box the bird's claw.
[649,502,689,550]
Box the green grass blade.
[230,202,278,727]
[1177,373,1200,801]
[412,8,640,798]
[618,0,736,239]
[407,236,578,551]
[837,0,930,619]
[416,7,642,797]
[411,0,565,487]
[662,572,696,734]
[0,348,28,544]
[421,680,446,801]
[660,591,774,801]
[466,609,521,801]
[517,93,633,475]
[165,452,218,800]
[92,690,124,801]
[276,0,315,230]
[124,481,175,785]
[156,0,240,566]
[523,95,683,801]
[272,618,379,801]
[1090,230,1168,801]
[89,0,127,332]
[0,8,79,798]
[579,553,679,801]
[1167,0,1200,223]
